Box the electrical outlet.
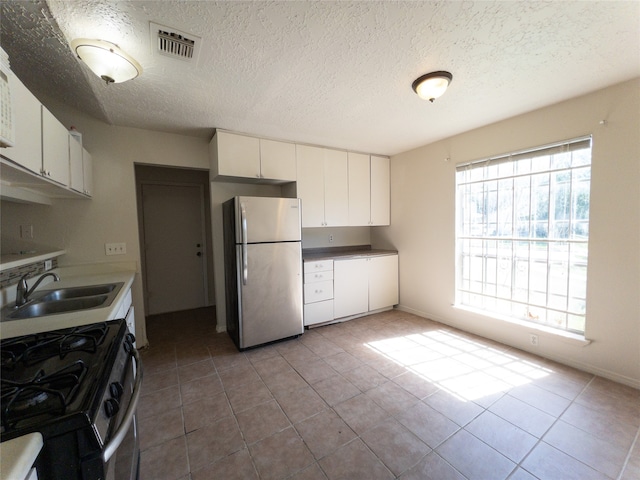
[20,224,34,239]
[105,242,127,256]
[529,334,538,346]
[44,259,53,271]
[328,234,334,243]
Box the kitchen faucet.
[15,272,60,307]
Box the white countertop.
[0,433,43,480]
[0,263,136,339]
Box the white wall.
[1,107,211,346]
[373,78,640,387]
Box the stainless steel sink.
[1,282,124,321]
[7,295,110,319]
[36,283,121,302]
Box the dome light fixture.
[412,71,453,102]
[71,39,142,85]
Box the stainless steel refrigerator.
[222,196,304,350]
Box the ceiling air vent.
[150,22,201,63]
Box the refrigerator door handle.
[241,203,248,285]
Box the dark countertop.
[302,245,398,261]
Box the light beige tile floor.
[138,307,640,480]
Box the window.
[455,137,592,334]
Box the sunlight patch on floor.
[365,329,552,402]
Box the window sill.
[452,305,592,347]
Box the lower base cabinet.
[333,254,398,320]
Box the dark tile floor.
[138,307,640,480]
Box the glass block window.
[455,137,592,334]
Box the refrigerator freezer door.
[235,197,302,243]
[237,241,303,348]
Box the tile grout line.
[511,374,599,479]
[616,422,640,480]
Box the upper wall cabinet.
[370,155,390,225]
[296,145,348,227]
[0,73,41,174]
[82,148,93,197]
[348,152,371,226]
[210,130,296,183]
[348,153,390,226]
[0,72,92,202]
[42,106,70,187]
[260,138,296,181]
[69,134,84,192]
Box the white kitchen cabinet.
[303,259,334,326]
[41,106,69,186]
[82,147,93,196]
[0,73,42,174]
[0,71,93,203]
[296,145,325,227]
[348,152,371,226]
[334,258,369,318]
[333,254,398,320]
[296,145,348,227]
[370,155,390,225]
[69,135,83,193]
[347,153,390,226]
[211,130,260,178]
[324,149,349,226]
[210,130,297,182]
[369,254,399,310]
[259,138,296,181]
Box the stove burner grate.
[1,322,108,368]
[1,360,88,431]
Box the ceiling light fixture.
[70,39,142,85]
[412,71,453,102]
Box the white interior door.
[142,183,207,315]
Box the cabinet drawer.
[304,300,334,326]
[304,280,333,304]
[304,260,333,274]
[304,270,334,284]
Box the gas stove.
[0,320,142,480]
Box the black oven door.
[104,347,143,480]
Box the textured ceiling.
[2,1,639,156]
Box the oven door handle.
[102,347,143,463]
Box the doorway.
[135,165,214,316]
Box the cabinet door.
[369,255,399,311]
[41,107,69,186]
[296,144,325,227]
[69,135,83,192]
[348,152,371,226]
[370,155,390,225]
[323,148,348,226]
[260,138,296,181]
[214,131,260,178]
[0,73,42,174]
[82,148,93,196]
[334,258,368,318]
[304,300,334,326]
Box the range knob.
[109,382,124,400]
[104,398,120,418]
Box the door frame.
[138,180,210,314]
